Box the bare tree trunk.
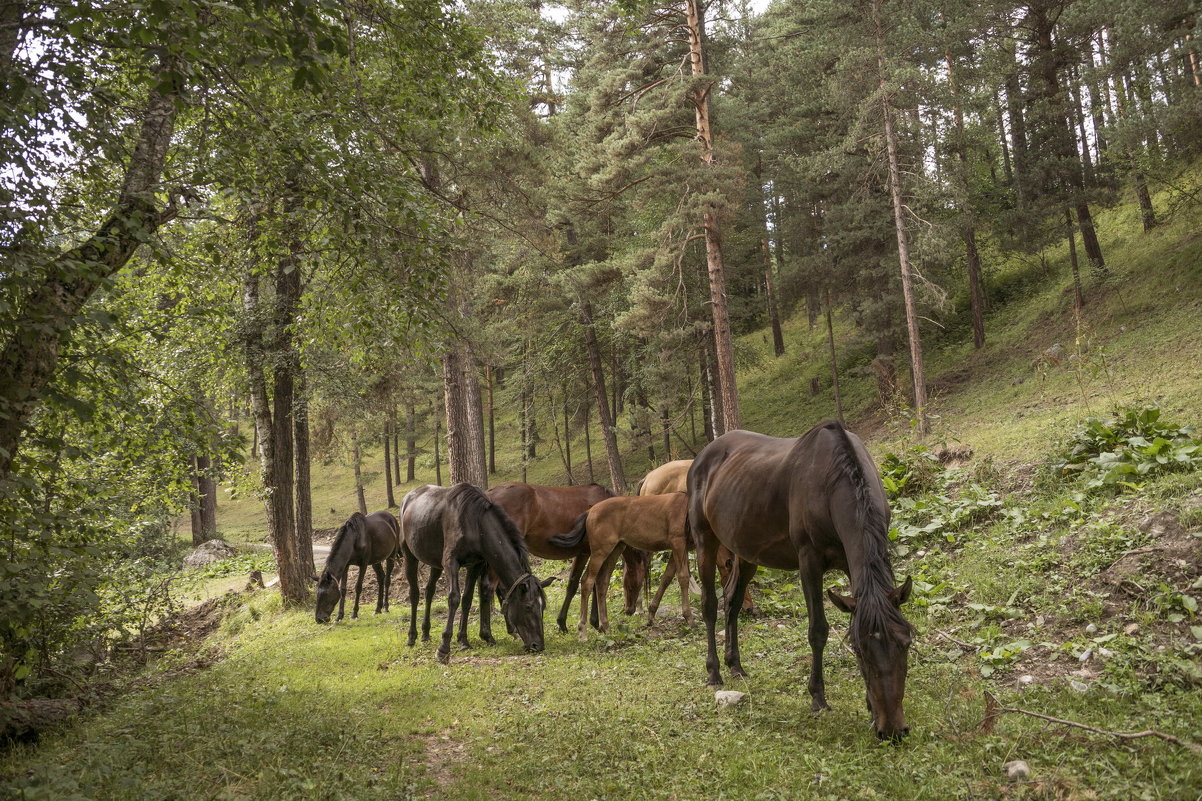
[584,401,595,483]
[700,344,716,442]
[551,391,575,485]
[352,435,367,514]
[486,365,496,475]
[661,408,672,460]
[392,404,401,483]
[686,0,741,434]
[189,455,204,546]
[563,394,573,483]
[824,289,844,425]
[756,155,785,357]
[383,421,395,507]
[405,403,417,482]
[580,300,626,493]
[945,43,986,349]
[434,406,443,486]
[874,0,929,435]
[442,344,487,488]
[294,372,314,577]
[1066,209,1083,316]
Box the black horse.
[687,421,914,740]
[399,483,553,663]
[314,510,401,624]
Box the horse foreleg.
[337,566,350,621]
[422,566,442,642]
[458,564,481,649]
[577,555,600,642]
[675,547,693,627]
[437,560,462,664]
[724,558,757,679]
[646,555,676,625]
[404,546,421,646]
[799,554,831,712]
[478,571,496,646]
[558,553,587,633]
[372,562,387,614]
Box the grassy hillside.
[212,167,1202,540]
[10,176,1199,800]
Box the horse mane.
[446,483,531,570]
[324,511,366,577]
[822,421,911,647]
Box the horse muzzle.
[525,642,545,654]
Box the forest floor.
[4,177,1202,799]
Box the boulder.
[184,539,237,568]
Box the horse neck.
[478,517,527,588]
[324,531,357,576]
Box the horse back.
[638,459,692,496]
[488,481,611,540]
[589,492,686,552]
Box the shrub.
[1050,406,1201,491]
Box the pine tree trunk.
[995,92,1014,186]
[580,300,626,493]
[1066,209,1083,316]
[661,408,672,460]
[434,406,443,486]
[945,44,986,349]
[686,0,741,434]
[189,455,204,546]
[391,404,401,483]
[294,373,314,578]
[486,365,496,474]
[875,0,929,435]
[352,435,367,514]
[563,394,573,483]
[442,344,487,488]
[406,403,417,482]
[824,290,844,424]
[383,422,395,507]
[756,155,785,357]
[584,401,595,482]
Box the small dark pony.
[688,421,914,740]
[399,483,553,663]
[314,510,400,624]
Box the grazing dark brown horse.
[313,511,400,624]
[485,482,647,632]
[637,460,757,616]
[549,492,690,638]
[688,422,914,740]
[399,483,552,663]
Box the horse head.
[313,571,342,624]
[828,575,913,740]
[501,575,556,653]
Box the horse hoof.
[731,667,749,679]
[483,637,497,646]
[407,639,416,648]
[436,650,450,665]
[557,623,568,634]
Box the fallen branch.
[936,629,980,651]
[983,692,1202,754]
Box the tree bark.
[486,365,496,474]
[442,343,487,488]
[0,51,180,484]
[294,371,314,577]
[382,421,395,507]
[406,403,417,482]
[824,289,844,424]
[434,406,442,486]
[685,0,741,434]
[352,435,367,515]
[1066,209,1083,316]
[874,0,928,435]
[583,401,595,483]
[579,300,626,493]
[944,43,986,349]
[756,155,785,357]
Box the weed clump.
[1049,405,1201,491]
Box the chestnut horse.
[637,460,756,615]
[688,422,914,740]
[548,492,690,638]
[485,482,647,632]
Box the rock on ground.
[184,539,237,567]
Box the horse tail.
[634,477,646,496]
[547,511,588,549]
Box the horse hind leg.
[403,544,421,646]
[692,515,723,688]
[674,547,693,627]
[337,566,350,621]
[723,558,757,679]
[558,553,587,634]
[799,553,831,712]
[595,548,623,635]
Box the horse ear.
[539,576,558,588]
[311,574,319,583]
[890,575,913,606]
[827,588,856,615]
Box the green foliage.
[188,551,277,581]
[1050,406,1202,491]
[882,447,1004,551]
